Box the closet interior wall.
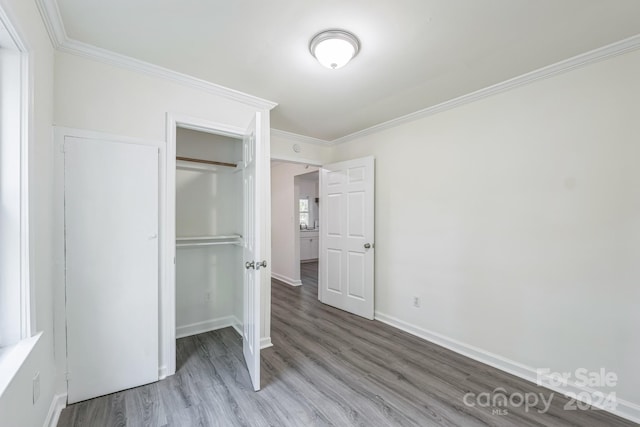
[175,128,244,337]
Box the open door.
[243,113,262,391]
[319,156,375,320]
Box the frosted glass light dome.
[310,30,360,69]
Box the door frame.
[269,157,323,288]
[294,170,321,270]
[269,154,375,318]
[164,113,272,377]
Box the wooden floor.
[58,261,633,426]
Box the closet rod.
[176,156,237,168]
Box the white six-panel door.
[64,136,159,404]
[243,113,262,391]
[319,156,375,320]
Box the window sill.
[0,332,42,398]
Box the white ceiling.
[55,0,640,141]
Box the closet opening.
[165,112,263,390]
[175,128,244,346]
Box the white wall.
[176,168,242,237]
[330,48,640,412]
[54,51,274,378]
[0,0,57,425]
[176,246,240,331]
[271,163,319,285]
[271,132,331,165]
[54,53,264,142]
[177,127,242,165]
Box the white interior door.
[243,113,262,391]
[64,136,159,404]
[319,156,375,319]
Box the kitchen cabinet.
[300,230,319,262]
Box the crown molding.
[35,0,277,111]
[271,128,330,146]
[35,0,66,48]
[330,33,640,145]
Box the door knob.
[364,243,372,249]
[245,261,255,270]
[255,260,267,270]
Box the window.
[299,198,309,228]
[0,9,31,350]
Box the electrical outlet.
[205,292,211,301]
[413,297,420,308]
[33,372,40,404]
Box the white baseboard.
[229,316,272,349]
[158,365,169,380]
[260,337,273,349]
[231,316,242,336]
[374,311,640,424]
[176,316,236,339]
[617,399,640,423]
[271,272,302,287]
[44,393,66,427]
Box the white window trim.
[20,31,33,341]
[0,0,35,387]
[299,197,310,227]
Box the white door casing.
[243,113,262,391]
[319,156,375,320]
[165,113,265,388]
[64,136,159,404]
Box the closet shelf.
[176,160,242,173]
[176,234,243,248]
[176,157,242,173]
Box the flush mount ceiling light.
[309,30,360,69]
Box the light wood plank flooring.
[58,262,633,426]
